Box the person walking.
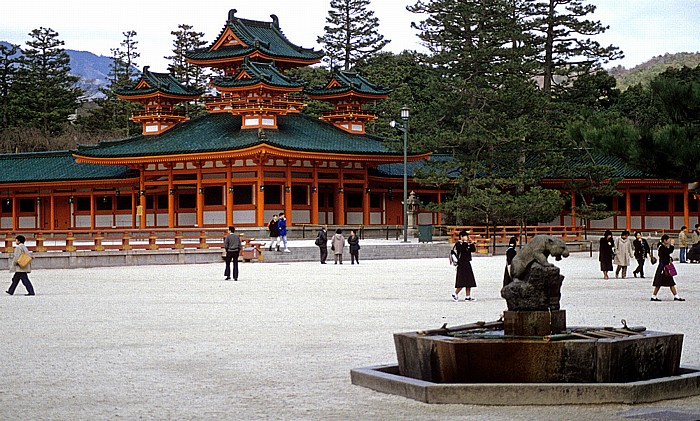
[331,229,345,264]
[651,234,685,302]
[6,235,35,296]
[277,212,290,252]
[268,214,279,251]
[347,229,360,265]
[503,236,518,287]
[316,225,328,264]
[451,230,477,301]
[632,231,651,278]
[599,230,615,280]
[678,226,688,263]
[614,230,634,278]
[223,226,242,281]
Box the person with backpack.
[315,225,328,264]
[451,230,477,301]
[268,214,279,251]
[223,226,242,281]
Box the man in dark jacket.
[316,225,328,264]
[224,226,242,281]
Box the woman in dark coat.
[347,229,360,264]
[451,230,477,301]
[503,236,518,287]
[651,234,685,301]
[599,230,614,280]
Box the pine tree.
[532,0,623,93]
[407,0,565,226]
[81,31,141,137]
[317,0,390,70]
[12,27,82,139]
[0,43,20,129]
[165,24,209,116]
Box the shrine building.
[0,9,696,234]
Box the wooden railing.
[1,228,266,257]
[447,225,585,250]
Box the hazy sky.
[2,0,698,71]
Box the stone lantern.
[406,191,420,230]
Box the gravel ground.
[1,251,699,420]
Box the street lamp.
[390,105,410,242]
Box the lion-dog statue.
[501,235,570,311]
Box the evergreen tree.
[12,27,82,139]
[81,31,141,137]
[532,0,623,94]
[407,0,565,226]
[165,24,209,116]
[317,0,390,70]
[0,43,20,129]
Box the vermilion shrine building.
[0,9,696,234]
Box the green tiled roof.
[185,11,324,62]
[0,150,134,184]
[75,113,406,159]
[212,58,303,89]
[306,70,391,96]
[116,66,203,97]
[374,152,651,179]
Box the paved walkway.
[2,252,699,420]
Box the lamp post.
[391,106,410,242]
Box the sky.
[1,0,699,71]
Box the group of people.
[677,224,700,263]
[599,230,685,301]
[267,213,290,253]
[314,225,360,265]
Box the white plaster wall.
[590,217,614,229]
[370,212,382,225]
[156,214,169,227]
[115,214,132,227]
[233,210,255,224]
[1,216,12,229]
[178,213,196,226]
[645,216,671,231]
[204,211,225,225]
[418,213,433,225]
[346,212,363,225]
[265,210,283,222]
[292,209,310,224]
[75,215,91,228]
[95,215,113,227]
[18,216,36,229]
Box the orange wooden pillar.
[139,166,147,229]
[256,161,265,226]
[196,164,204,228]
[168,164,175,228]
[49,195,56,231]
[226,161,233,226]
[336,164,345,225]
[362,183,370,226]
[311,163,319,225]
[90,193,96,230]
[284,162,292,225]
[625,189,632,231]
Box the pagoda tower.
[305,70,391,134]
[184,9,323,129]
[205,57,305,129]
[116,66,203,135]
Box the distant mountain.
[1,40,112,98]
[608,52,700,91]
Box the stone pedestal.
[504,310,566,336]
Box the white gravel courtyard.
[2,252,699,420]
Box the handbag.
[331,245,335,251]
[663,262,677,277]
[650,255,658,265]
[17,251,32,268]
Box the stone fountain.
[352,235,700,404]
